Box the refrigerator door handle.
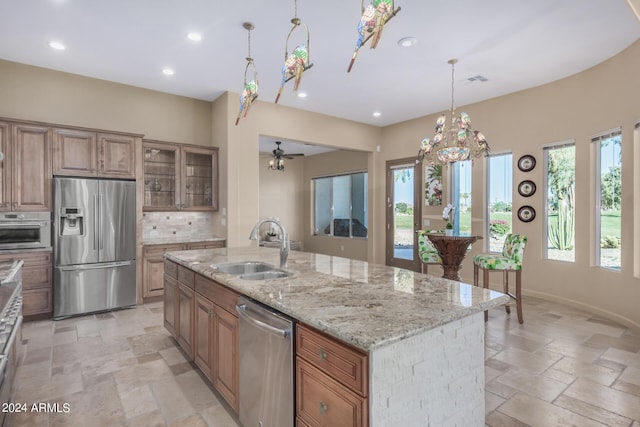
[98,194,104,250]
[57,261,133,271]
[93,194,99,251]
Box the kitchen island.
[165,247,509,427]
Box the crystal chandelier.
[418,59,489,166]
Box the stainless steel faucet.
[249,218,290,268]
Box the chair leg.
[483,268,490,322]
[421,262,425,274]
[503,271,511,314]
[516,270,523,324]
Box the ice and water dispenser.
[59,208,84,236]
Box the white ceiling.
[0,0,638,131]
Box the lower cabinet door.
[194,294,214,380]
[296,358,367,427]
[213,306,239,413]
[177,283,194,359]
[163,276,178,337]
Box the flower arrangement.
[442,203,455,229]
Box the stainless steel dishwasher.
[236,296,294,427]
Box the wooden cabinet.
[164,261,239,413]
[143,140,218,211]
[142,243,186,298]
[296,324,369,427]
[213,305,239,412]
[177,283,194,359]
[194,293,214,381]
[0,250,53,320]
[163,274,178,337]
[53,128,136,179]
[142,241,225,299]
[0,122,51,212]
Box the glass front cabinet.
[143,140,218,211]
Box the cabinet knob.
[319,401,328,415]
[319,348,327,361]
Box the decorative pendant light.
[348,0,401,72]
[235,22,259,126]
[268,141,286,171]
[275,0,314,103]
[418,59,490,166]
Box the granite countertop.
[0,259,24,284]
[142,236,226,245]
[166,247,508,352]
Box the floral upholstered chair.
[418,230,442,274]
[473,234,527,323]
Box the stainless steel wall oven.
[0,212,51,250]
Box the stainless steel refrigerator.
[53,177,136,319]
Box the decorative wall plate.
[517,205,536,222]
[518,180,536,197]
[517,155,536,172]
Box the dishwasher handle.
[235,303,292,339]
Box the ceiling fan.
[269,141,303,171]
[272,141,304,160]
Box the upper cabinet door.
[181,146,218,211]
[98,133,136,179]
[0,122,11,212]
[12,124,51,211]
[52,128,98,176]
[142,141,181,211]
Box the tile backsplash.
[142,212,215,241]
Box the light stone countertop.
[165,247,509,352]
[142,236,226,245]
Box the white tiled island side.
[164,247,509,427]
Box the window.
[544,142,576,262]
[313,172,368,238]
[593,129,622,270]
[451,160,472,234]
[487,153,513,252]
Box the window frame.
[312,170,368,239]
[543,140,576,262]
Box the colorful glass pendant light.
[348,0,401,73]
[275,0,314,103]
[418,59,490,166]
[235,22,259,126]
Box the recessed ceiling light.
[49,41,66,50]
[297,92,307,98]
[162,68,175,76]
[187,32,202,42]
[397,37,417,48]
[373,111,381,117]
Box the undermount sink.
[210,261,276,275]
[210,261,293,280]
[239,270,293,280]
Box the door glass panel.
[184,152,213,208]
[393,166,414,261]
[144,147,176,208]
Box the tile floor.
[9,298,640,427]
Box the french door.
[385,158,422,271]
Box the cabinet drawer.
[144,243,186,255]
[297,324,368,397]
[297,357,367,427]
[194,274,239,316]
[186,241,225,250]
[22,265,52,290]
[164,260,177,279]
[23,287,52,317]
[177,265,195,288]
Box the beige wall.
[222,93,381,249]
[259,155,305,243]
[302,150,370,260]
[0,60,212,145]
[377,40,640,328]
